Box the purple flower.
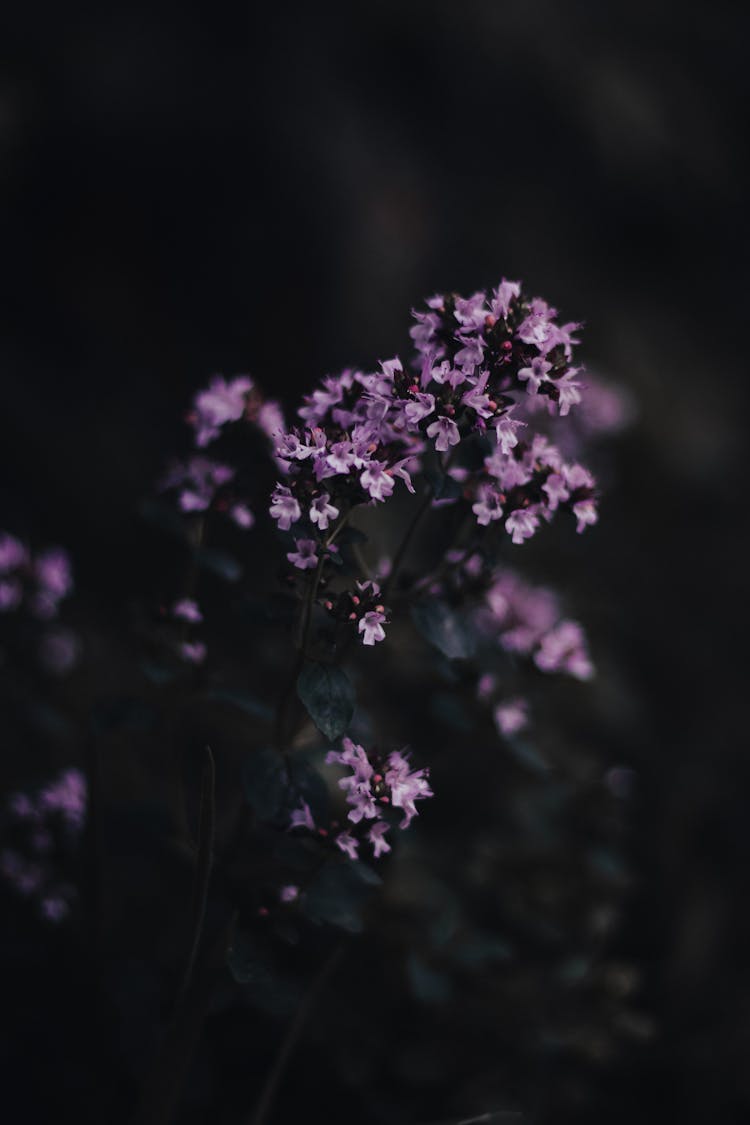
[309,493,339,531]
[172,598,203,623]
[489,278,521,320]
[542,472,570,511]
[180,641,207,665]
[518,356,551,395]
[270,485,301,531]
[472,484,504,527]
[286,539,318,570]
[290,801,316,831]
[494,698,529,736]
[358,610,387,646]
[162,456,234,512]
[0,533,27,573]
[360,461,395,502]
[34,548,73,618]
[573,498,598,533]
[326,440,355,474]
[404,392,436,425]
[534,620,594,680]
[335,831,359,860]
[229,503,255,529]
[491,414,525,454]
[279,884,299,903]
[0,579,22,612]
[191,374,253,447]
[384,750,433,829]
[506,508,540,545]
[40,769,87,830]
[426,416,460,452]
[368,820,391,858]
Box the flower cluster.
[479,567,594,681]
[1,768,87,922]
[268,282,597,642]
[160,373,285,528]
[322,580,389,646]
[171,597,206,665]
[0,533,73,619]
[289,738,433,861]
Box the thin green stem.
[248,942,347,1125]
[176,746,216,1008]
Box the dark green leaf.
[242,747,287,820]
[411,599,476,660]
[297,662,355,740]
[407,954,452,1005]
[302,859,381,932]
[226,929,272,985]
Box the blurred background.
[1,1,748,1122]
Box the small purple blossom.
[358,610,387,646]
[360,461,395,502]
[426,416,460,453]
[172,598,203,623]
[287,539,318,570]
[335,831,360,860]
[191,374,253,447]
[506,508,540,545]
[229,503,255,529]
[180,641,207,665]
[270,484,302,531]
[494,698,529,736]
[290,801,316,832]
[309,493,339,531]
[279,884,299,903]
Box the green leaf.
[297,662,355,741]
[302,859,381,933]
[411,599,476,660]
[407,953,452,1005]
[226,929,272,985]
[242,747,287,821]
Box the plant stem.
[131,908,237,1125]
[176,746,216,1008]
[383,485,434,602]
[274,514,349,754]
[249,941,347,1125]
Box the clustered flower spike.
[0,533,73,620]
[1,768,87,922]
[267,280,597,651]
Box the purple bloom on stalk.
[542,472,570,511]
[491,414,525,453]
[40,768,87,830]
[368,820,391,858]
[0,579,22,612]
[489,278,521,320]
[290,801,316,832]
[279,884,299,903]
[287,539,318,570]
[360,461,395,502]
[229,503,254,529]
[172,598,203,623]
[506,508,540,545]
[335,831,359,860]
[180,641,207,665]
[534,620,593,680]
[426,416,460,452]
[404,392,436,425]
[573,498,598,533]
[33,548,73,618]
[309,493,339,531]
[384,750,433,829]
[0,533,27,573]
[494,698,529,736]
[472,484,504,527]
[518,356,551,395]
[270,485,301,531]
[358,610,387,646]
[191,375,253,447]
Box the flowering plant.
[1,278,638,1124]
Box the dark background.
[1,1,749,1121]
